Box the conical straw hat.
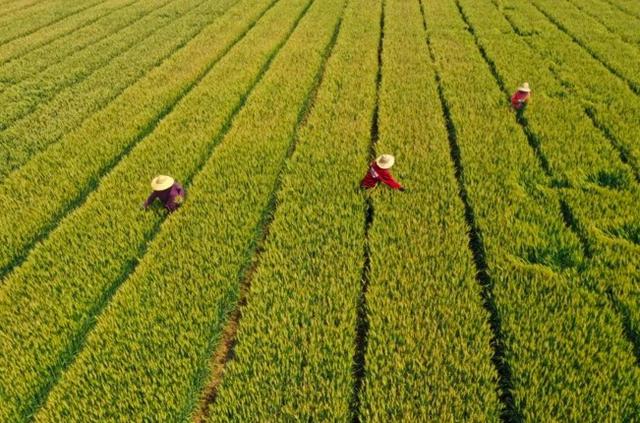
[375,154,395,169]
[518,82,531,92]
[150,175,174,191]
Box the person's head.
[150,175,174,192]
[376,154,395,169]
[518,82,531,94]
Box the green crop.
[0,0,301,419]
[361,0,500,420]
[36,0,345,420]
[0,0,638,420]
[0,0,238,178]
[0,0,104,45]
[0,0,137,65]
[209,0,375,419]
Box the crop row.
[361,0,501,420]
[0,0,270,277]
[608,0,640,17]
[0,0,104,45]
[0,0,156,88]
[422,0,640,419]
[479,0,640,365]
[33,0,346,420]
[0,0,237,178]
[0,0,184,129]
[0,0,296,419]
[206,0,373,420]
[0,0,137,65]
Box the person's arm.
[174,183,185,198]
[143,191,158,209]
[378,168,403,189]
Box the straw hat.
[376,154,395,169]
[150,175,174,191]
[518,82,531,92]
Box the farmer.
[511,82,531,110]
[360,154,405,191]
[142,175,185,212]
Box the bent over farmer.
[142,175,185,212]
[511,82,531,110]
[361,154,405,191]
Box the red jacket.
[511,90,530,110]
[361,162,402,189]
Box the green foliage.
[36,0,345,420]
[208,0,375,419]
[0,0,238,178]
[361,0,501,420]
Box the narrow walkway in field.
[454,0,640,365]
[601,0,640,19]
[420,1,521,421]
[349,3,382,421]
[191,13,345,422]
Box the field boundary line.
[455,0,640,365]
[0,0,244,283]
[0,0,143,69]
[190,4,346,420]
[422,1,523,421]
[0,0,180,125]
[349,2,381,422]
[0,0,107,47]
[530,0,640,96]
[25,0,309,418]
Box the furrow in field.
[0,0,237,179]
[33,0,346,420]
[566,0,640,45]
[530,0,640,95]
[0,0,272,280]
[0,0,311,420]
[0,0,139,65]
[0,0,105,45]
[0,0,151,87]
[0,0,182,129]
[422,0,640,420]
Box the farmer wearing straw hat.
[360,154,405,191]
[511,82,531,110]
[142,175,185,212]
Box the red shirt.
[511,90,530,110]
[361,162,402,189]
[144,182,185,212]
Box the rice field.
[0,0,639,421]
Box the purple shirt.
[144,182,185,212]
